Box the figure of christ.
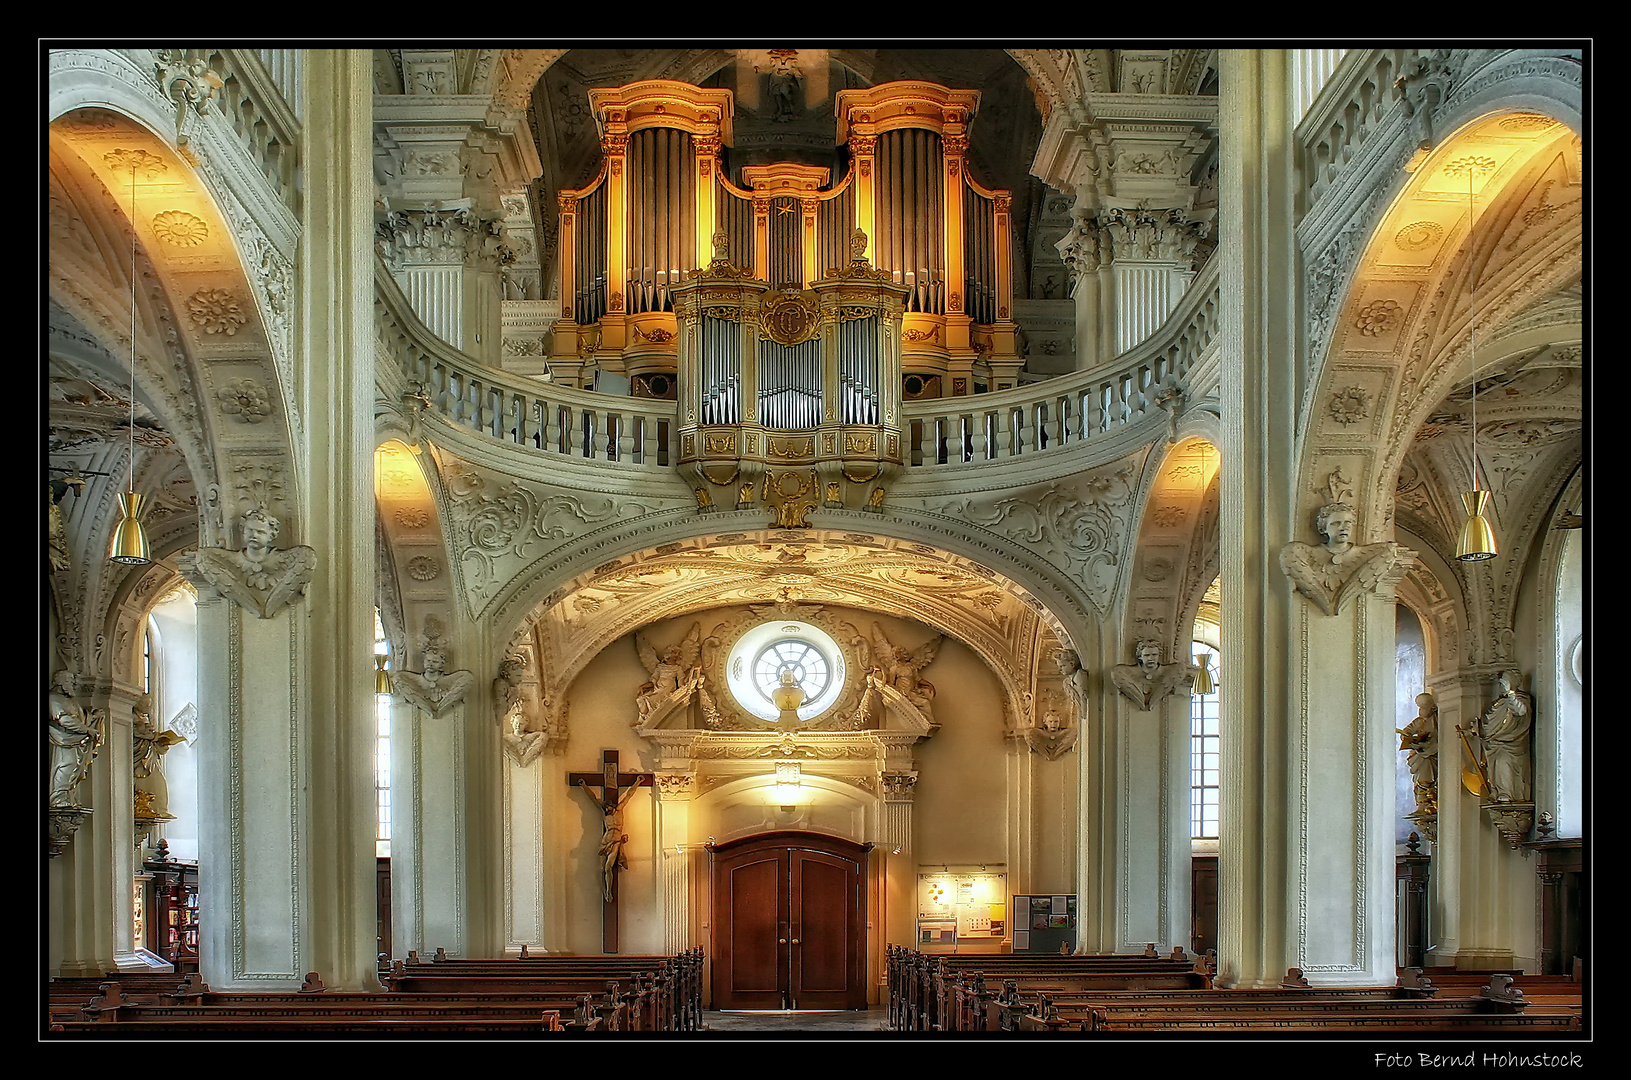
[578,775,646,903]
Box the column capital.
[1032,94,1215,212]
[375,206,514,274]
[655,772,698,802]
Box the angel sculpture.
[635,623,703,722]
[502,702,550,767]
[1109,639,1196,712]
[394,619,476,718]
[188,508,316,619]
[871,623,944,723]
[1279,501,1415,617]
[492,654,527,727]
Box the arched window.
[1553,524,1582,837]
[1190,642,1220,840]
[374,609,392,858]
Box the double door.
[710,831,869,1010]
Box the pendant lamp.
[1454,164,1497,562]
[1193,652,1215,696]
[109,158,152,565]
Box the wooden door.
[711,831,869,1010]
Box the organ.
[549,78,1021,515]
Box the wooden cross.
[567,749,653,953]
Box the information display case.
[915,868,1007,952]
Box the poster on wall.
[915,869,1007,950]
[1011,894,1075,953]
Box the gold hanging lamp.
[1192,651,1215,696]
[109,160,151,566]
[1454,164,1496,562]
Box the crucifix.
[567,749,653,953]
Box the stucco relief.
[918,459,1141,614]
[1279,470,1416,617]
[394,616,475,718]
[185,507,315,619]
[437,452,670,604]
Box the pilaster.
[1217,48,1297,988]
[187,587,307,988]
[374,75,539,365]
[392,698,472,958]
[297,48,380,990]
[1034,89,1216,368]
[503,744,550,952]
[655,773,696,956]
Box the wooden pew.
[53,979,596,1034]
[996,969,1582,1035]
[887,944,1213,1031]
[384,946,704,1031]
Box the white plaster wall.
[909,635,1010,867]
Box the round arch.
[1298,109,1581,564]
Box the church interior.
[44,45,1587,1040]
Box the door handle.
[779,938,787,943]
[791,938,800,945]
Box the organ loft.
[546,79,1024,521]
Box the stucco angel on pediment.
[635,622,704,727]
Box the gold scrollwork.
[631,324,676,344]
[844,433,877,454]
[767,437,814,459]
[759,291,822,346]
[843,465,880,484]
[704,433,737,455]
[700,465,740,487]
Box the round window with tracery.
[752,639,832,707]
[725,620,845,723]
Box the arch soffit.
[500,526,1071,714]
[375,440,464,673]
[1302,110,1581,542]
[488,47,1072,125]
[1392,523,1468,679]
[1119,438,1221,663]
[48,100,300,553]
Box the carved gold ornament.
[759,291,821,346]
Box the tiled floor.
[703,1007,890,1032]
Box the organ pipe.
[626,128,696,314]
